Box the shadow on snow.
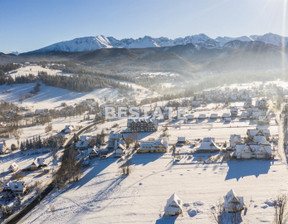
[225,159,274,181]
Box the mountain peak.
[26,33,285,53]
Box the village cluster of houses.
[173,126,273,160]
[183,98,270,124]
[229,128,272,159]
[2,157,48,197]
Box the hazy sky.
[0,0,287,52]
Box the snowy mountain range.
[29,33,288,53]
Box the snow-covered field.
[0,83,120,110]
[7,65,72,79]
[19,153,288,224]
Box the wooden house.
[164,193,183,216]
[224,189,245,212]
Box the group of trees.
[55,146,82,188]
[19,135,65,151]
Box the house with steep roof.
[227,135,242,151]
[196,137,221,152]
[164,193,183,216]
[224,189,245,212]
[235,144,272,159]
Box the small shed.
[164,193,183,216]
[224,189,245,212]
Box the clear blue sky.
[0,0,287,52]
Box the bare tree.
[211,200,224,224]
[45,123,53,133]
[273,195,288,224]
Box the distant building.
[255,99,268,109]
[198,114,206,120]
[127,118,158,132]
[176,137,186,146]
[0,141,8,154]
[210,113,219,119]
[63,125,74,134]
[230,107,238,116]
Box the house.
[255,99,268,109]
[8,163,19,172]
[210,113,218,119]
[224,189,245,212]
[0,141,8,154]
[198,114,206,120]
[186,114,195,120]
[176,137,186,146]
[139,139,168,153]
[88,146,99,159]
[240,111,249,120]
[227,135,242,151]
[235,144,272,159]
[23,157,47,171]
[127,118,158,132]
[222,113,230,119]
[230,107,238,116]
[247,128,270,140]
[248,135,269,145]
[75,135,90,150]
[258,116,269,125]
[4,181,27,195]
[35,157,47,167]
[196,137,221,152]
[114,140,126,157]
[108,133,123,149]
[63,125,74,134]
[243,99,252,108]
[164,193,183,216]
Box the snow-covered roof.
[253,136,268,144]
[225,189,240,204]
[197,138,220,151]
[230,135,241,142]
[5,181,26,192]
[177,137,186,143]
[165,193,182,213]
